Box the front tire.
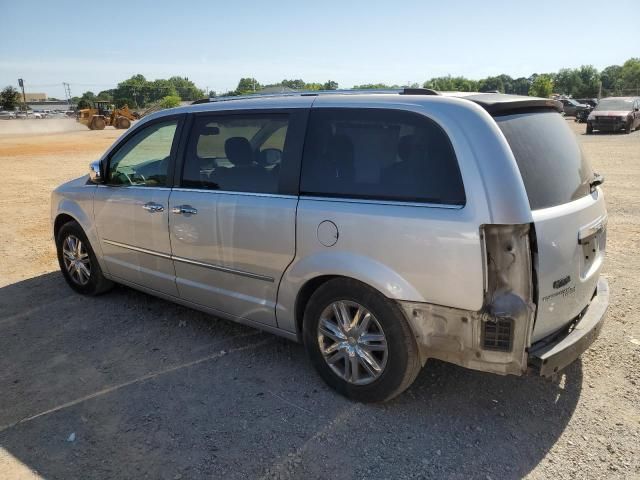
[303,278,421,402]
[91,117,106,130]
[116,116,131,129]
[586,124,593,135]
[56,221,113,295]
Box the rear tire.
[56,221,113,295]
[303,278,421,402]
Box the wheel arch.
[52,198,108,275]
[294,274,340,339]
[53,212,77,239]
[278,251,427,338]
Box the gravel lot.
[0,118,638,479]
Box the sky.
[1,0,638,99]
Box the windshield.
[496,111,593,210]
[595,98,634,111]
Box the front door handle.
[172,205,198,215]
[142,202,164,213]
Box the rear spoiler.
[460,93,563,115]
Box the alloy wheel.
[62,235,91,286]
[317,300,388,385]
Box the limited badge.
[553,275,571,289]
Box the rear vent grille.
[482,318,513,352]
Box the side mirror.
[89,160,103,184]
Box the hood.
[592,110,631,116]
[54,175,92,193]
[589,110,631,119]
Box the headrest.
[328,134,354,162]
[398,135,416,162]
[224,137,252,166]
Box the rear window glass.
[495,111,593,210]
[300,108,465,205]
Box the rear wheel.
[303,278,421,402]
[56,221,113,295]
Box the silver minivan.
[51,90,609,402]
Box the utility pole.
[63,82,72,109]
[18,78,26,112]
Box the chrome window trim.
[103,239,172,259]
[300,195,464,210]
[97,185,173,191]
[103,239,274,282]
[172,187,297,200]
[171,255,274,282]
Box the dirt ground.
[0,118,638,479]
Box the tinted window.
[496,111,593,210]
[182,114,289,194]
[300,109,465,205]
[108,120,178,187]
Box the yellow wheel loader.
[76,101,138,130]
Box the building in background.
[22,92,48,102]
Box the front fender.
[51,181,106,272]
[275,251,426,334]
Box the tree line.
[1,57,639,112]
[359,58,639,99]
[71,75,203,110]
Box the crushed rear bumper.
[529,278,609,377]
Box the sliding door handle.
[142,202,164,213]
[172,205,198,215]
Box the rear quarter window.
[300,108,465,205]
[495,111,593,210]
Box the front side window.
[182,114,289,194]
[300,108,465,205]
[108,120,178,187]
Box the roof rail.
[400,88,440,96]
[190,87,442,105]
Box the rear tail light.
[480,224,535,352]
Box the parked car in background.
[559,97,591,117]
[51,90,609,402]
[587,97,640,134]
[576,98,598,108]
[0,110,16,120]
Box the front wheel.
[303,278,421,402]
[56,221,113,295]
[586,124,593,135]
[91,117,106,130]
[625,121,632,134]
